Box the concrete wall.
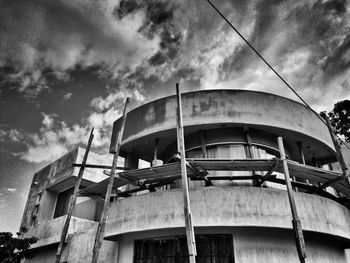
[234,228,347,263]
[111,90,335,161]
[24,229,116,263]
[25,226,348,263]
[67,227,117,263]
[21,147,108,229]
[22,216,118,263]
[23,216,98,249]
[23,188,350,262]
[73,197,99,221]
[115,227,348,263]
[105,187,350,241]
[25,245,58,263]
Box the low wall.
[23,216,98,248]
[105,187,350,241]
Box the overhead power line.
[205,0,350,152]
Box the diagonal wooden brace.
[187,160,213,186]
[258,158,279,186]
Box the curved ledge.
[105,187,350,241]
[110,90,335,161]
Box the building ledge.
[22,216,98,249]
[105,186,350,241]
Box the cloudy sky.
[0,0,350,232]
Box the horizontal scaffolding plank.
[72,163,127,170]
[187,158,279,171]
[282,161,350,197]
[78,158,350,199]
[79,163,187,195]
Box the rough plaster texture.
[25,245,58,263]
[116,227,348,263]
[23,216,98,249]
[105,187,350,241]
[20,147,108,229]
[67,227,117,263]
[111,90,334,154]
[23,225,116,263]
[233,228,347,263]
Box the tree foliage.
[328,100,350,142]
[0,229,37,263]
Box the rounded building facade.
[21,90,350,263]
[107,90,350,263]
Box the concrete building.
[21,90,350,262]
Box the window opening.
[133,234,234,263]
[53,187,74,218]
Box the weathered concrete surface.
[67,227,117,263]
[21,147,108,229]
[111,90,335,160]
[23,216,98,249]
[116,227,348,263]
[24,245,57,263]
[234,228,347,263]
[23,218,116,263]
[105,187,350,241]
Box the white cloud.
[63,92,73,101]
[0,0,159,97]
[13,86,145,163]
[17,113,89,162]
[0,128,25,143]
[2,0,350,164]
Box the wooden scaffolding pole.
[244,126,259,186]
[91,97,130,263]
[323,115,348,176]
[200,130,208,158]
[176,83,197,263]
[55,128,94,263]
[278,137,306,263]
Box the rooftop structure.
[21,89,350,263]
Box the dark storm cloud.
[219,0,284,77]
[117,0,183,66]
[0,0,158,97]
[288,0,349,79]
[117,0,176,34]
[149,31,182,65]
[218,0,289,75]
[2,0,350,163]
[219,0,350,81]
[322,34,350,77]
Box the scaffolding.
[55,86,350,263]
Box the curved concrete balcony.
[110,90,335,162]
[105,187,350,241]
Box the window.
[186,143,287,189]
[36,192,42,204]
[31,192,42,226]
[134,234,234,263]
[53,187,74,218]
[187,144,254,186]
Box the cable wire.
[205,0,350,151]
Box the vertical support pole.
[176,83,197,263]
[297,141,306,165]
[297,141,309,186]
[322,115,348,177]
[55,128,94,263]
[153,138,159,164]
[200,131,208,158]
[244,126,258,186]
[91,98,130,263]
[278,137,306,263]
